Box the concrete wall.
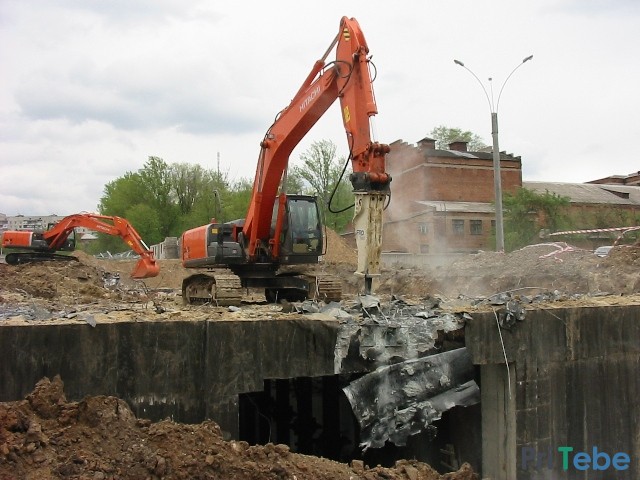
[151,236,179,259]
[0,318,339,438]
[3,303,639,478]
[467,304,640,479]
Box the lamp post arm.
[496,55,533,112]
[454,60,494,112]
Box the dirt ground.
[1,234,640,479]
[0,377,477,480]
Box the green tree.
[138,157,179,236]
[502,188,571,251]
[99,172,148,216]
[429,125,487,151]
[291,140,354,232]
[169,162,232,232]
[218,178,253,223]
[171,163,208,215]
[282,169,305,194]
[97,173,156,253]
[566,207,640,245]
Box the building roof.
[391,139,521,162]
[523,181,640,206]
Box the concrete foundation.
[467,303,640,479]
[2,302,639,478]
[0,318,339,438]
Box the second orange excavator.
[1,214,159,279]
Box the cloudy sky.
[1,0,639,216]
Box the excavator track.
[307,273,342,303]
[182,271,243,306]
[5,252,78,265]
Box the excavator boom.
[242,17,390,289]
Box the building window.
[452,219,465,235]
[418,223,428,235]
[470,220,483,235]
[420,244,429,253]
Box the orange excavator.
[180,16,390,305]
[1,214,159,279]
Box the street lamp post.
[454,55,533,252]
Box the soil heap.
[0,377,477,480]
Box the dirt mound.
[2,242,639,304]
[0,260,117,303]
[372,243,640,299]
[323,228,357,267]
[0,377,478,480]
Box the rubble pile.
[0,377,478,480]
[371,243,640,299]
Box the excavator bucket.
[131,257,160,279]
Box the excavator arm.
[43,214,159,279]
[242,16,390,292]
[2,213,159,279]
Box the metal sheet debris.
[334,296,467,372]
[0,304,53,321]
[343,347,479,450]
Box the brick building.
[342,136,638,260]
[381,137,522,255]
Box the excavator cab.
[45,222,76,252]
[278,195,324,264]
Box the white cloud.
[1,0,640,215]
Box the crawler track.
[308,273,342,302]
[5,252,78,265]
[182,272,243,306]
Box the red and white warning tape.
[549,226,640,236]
[549,225,640,246]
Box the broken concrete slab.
[343,347,479,450]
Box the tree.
[169,163,232,233]
[429,125,487,151]
[282,169,305,195]
[97,173,157,252]
[99,172,148,216]
[171,163,208,215]
[291,140,354,232]
[502,188,571,251]
[220,178,253,222]
[138,157,179,236]
[94,150,352,255]
[123,204,162,243]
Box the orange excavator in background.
[1,214,159,279]
[180,16,390,305]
